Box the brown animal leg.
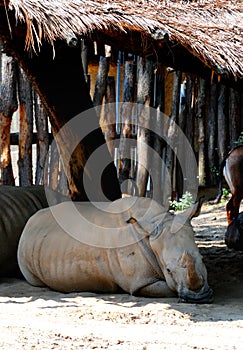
[226,194,242,224]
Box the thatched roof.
[3,0,243,79]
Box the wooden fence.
[0,43,242,203]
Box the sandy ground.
[1,201,243,349]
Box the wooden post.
[48,137,59,190]
[229,86,241,145]
[93,45,111,118]
[17,67,33,187]
[166,70,181,200]
[34,90,49,185]
[119,55,136,191]
[104,76,117,158]
[136,57,154,197]
[197,77,207,186]
[207,81,218,184]
[0,35,121,200]
[217,84,229,163]
[150,64,166,203]
[0,52,17,185]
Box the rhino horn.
[182,251,203,291]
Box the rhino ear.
[170,198,204,234]
[187,196,204,220]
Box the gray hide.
[18,197,213,303]
[0,185,67,277]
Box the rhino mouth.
[178,284,213,304]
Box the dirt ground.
[1,201,243,349]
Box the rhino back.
[0,185,48,276]
[18,205,160,294]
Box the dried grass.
[7,0,243,78]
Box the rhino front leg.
[138,281,176,298]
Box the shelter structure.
[0,0,242,200]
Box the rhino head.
[149,202,213,303]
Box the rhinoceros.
[17,196,213,303]
[0,185,67,277]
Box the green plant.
[210,166,220,178]
[222,187,229,198]
[234,132,243,146]
[169,191,194,211]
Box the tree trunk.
[0,51,17,185]
[217,84,229,163]
[1,34,121,200]
[197,77,207,186]
[136,57,154,197]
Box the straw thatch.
[3,0,243,79]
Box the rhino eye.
[166,268,171,274]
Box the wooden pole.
[229,86,241,146]
[0,35,121,200]
[17,67,33,186]
[104,76,117,158]
[197,77,207,186]
[34,90,49,185]
[119,55,136,191]
[207,81,218,184]
[136,57,154,197]
[217,84,229,163]
[166,70,181,200]
[93,45,111,118]
[0,51,17,185]
[150,64,166,203]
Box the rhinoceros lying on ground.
[0,185,66,277]
[18,196,213,303]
